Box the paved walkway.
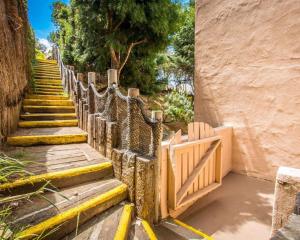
[179,173,275,240]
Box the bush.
[164,91,194,123]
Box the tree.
[50,0,181,93]
[156,4,195,94]
[50,1,75,65]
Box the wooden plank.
[215,144,222,183]
[203,124,210,187]
[208,124,215,185]
[181,151,188,198]
[188,123,194,141]
[160,144,169,218]
[174,129,182,144]
[176,140,221,205]
[187,147,194,195]
[193,122,200,192]
[180,182,221,207]
[199,123,205,189]
[174,149,182,209]
[171,135,220,150]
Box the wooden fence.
[160,122,232,218]
[53,46,163,223]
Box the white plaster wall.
[194,0,300,180]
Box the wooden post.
[88,72,96,114]
[127,88,140,152]
[87,73,95,145]
[107,69,118,86]
[151,110,163,223]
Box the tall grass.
[0,153,59,239]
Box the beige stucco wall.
[194,0,300,181]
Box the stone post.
[127,88,140,153]
[87,72,96,146]
[271,167,300,236]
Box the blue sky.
[28,0,69,39]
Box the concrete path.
[179,173,275,240]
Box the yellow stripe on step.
[20,113,76,119]
[17,184,127,239]
[0,162,112,191]
[35,84,63,90]
[114,204,134,240]
[141,220,158,240]
[7,133,87,146]
[23,100,72,106]
[173,219,214,240]
[25,95,69,100]
[23,105,75,110]
[32,92,64,95]
[18,120,78,128]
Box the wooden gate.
[161,122,223,214]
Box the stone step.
[7,133,87,146]
[33,68,60,72]
[34,87,64,92]
[35,70,60,75]
[64,203,134,240]
[12,180,128,240]
[32,91,65,95]
[35,84,63,89]
[23,99,72,106]
[26,95,69,100]
[129,219,158,240]
[35,75,61,79]
[23,105,75,113]
[154,218,206,240]
[34,76,62,80]
[7,127,87,146]
[20,113,77,121]
[18,119,78,128]
[37,59,57,64]
[0,161,113,194]
[35,81,62,86]
[35,79,62,84]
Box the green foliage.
[164,91,194,123]
[157,4,195,93]
[26,26,36,89]
[50,0,181,93]
[35,48,46,60]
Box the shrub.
[164,91,194,123]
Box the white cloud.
[38,38,52,52]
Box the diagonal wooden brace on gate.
[176,139,221,205]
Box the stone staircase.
[2,59,205,240]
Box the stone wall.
[0,0,31,142]
[194,0,300,180]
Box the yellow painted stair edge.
[23,100,73,106]
[17,184,128,239]
[32,92,64,95]
[173,219,214,240]
[0,162,112,191]
[18,120,78,128]
[23,105,75,109]
[7,133,87,146]
[20,113,76,118]
[114,204,134,240]
[141,220,158,240]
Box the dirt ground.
[179,173,275,240]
